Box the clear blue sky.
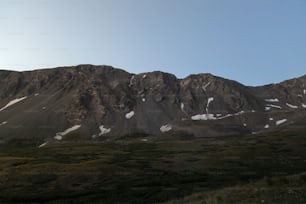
[0,0,305,85]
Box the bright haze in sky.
[0,0,305,86]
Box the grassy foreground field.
[1,130,306,203]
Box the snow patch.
[191,114,216,120]
[304,89,306,95]
[269,118,274,121]
[125,111,135,119]
[0,96,27,111]
[265,107,271,111]
[180,103,185,111]
[302,104,306,108]
[160,124,172,133]
[266,104,282,109]
[237,111,245,114]
[34,93,39,96]
[207,97,214,106]
[54,135,63,140]
[142,74,147,79]
[141,138,148,142]
[129,75,135,87]
[180,102,188,115]
[243,123,247,127]
[142,98,146,102]
[265,98,279,102]
[206,97,214,113]
[98,125,111,136]
[286,103,298,109]
[0,121,7,126]
[38,142,48,148]
[216,111,245,120]
[54,125,81,140]
[276,119,287,126]
[202,82,211,91]
[264,124,269,129]
[191,110,246,121]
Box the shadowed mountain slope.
[0,65,305,144]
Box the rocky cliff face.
[0,65,305,144]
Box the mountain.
[0,64,305,145]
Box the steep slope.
[250,74,306,110]
[0,65,305,144]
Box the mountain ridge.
[0,64,305,145]
[2,64,305,87]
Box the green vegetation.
[0,129,306,203]
[165,172,306,204]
